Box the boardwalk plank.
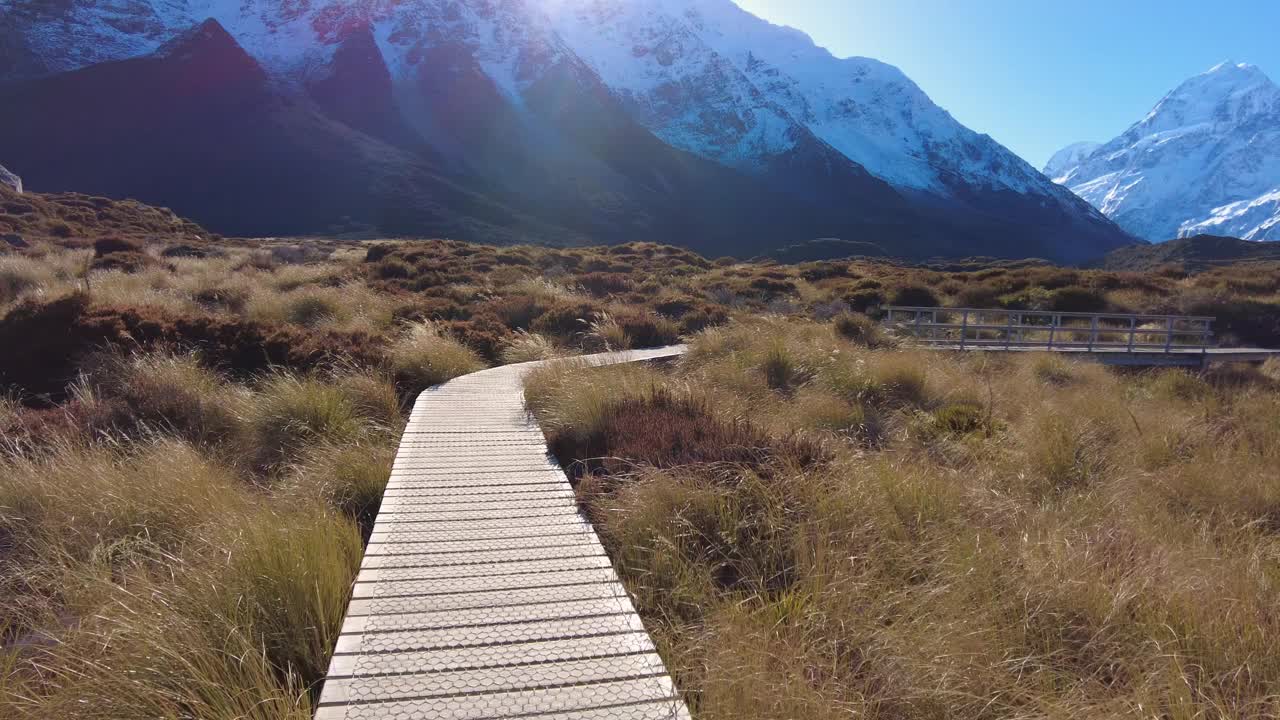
[320,347,689,719]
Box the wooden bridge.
[317,347,689,720]
[883,306,1280,367]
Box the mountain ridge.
[1047,61,1280,243]
[0,0,1135,261]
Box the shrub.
[678,306,728,334]
[363,243,396,262]
[192,285,250,313]
[586,312,630,351]
[888,284,939,307]
[748,276,796,296]
[92,236,142,256]
[487,295,549,330]
[46,220,75,238]
[613,310,681,349]
[375,257,412,279]
[577,272,633,296]
[545,389,827,484]
[1049,286,1109,313]
[842,287,885,312]
[653,296,697,318]
[955,284,1002,308]
[530,300,601,341]
[832,312,889,347]
[385,321,485,393]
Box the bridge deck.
[317,347,689,720]
[916,344,1280,366]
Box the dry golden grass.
[526,317,1280,719]
[386,320,486,393]
[0,350,398,718]
[4,228,1280,718]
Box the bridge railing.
[883,306,1216,353]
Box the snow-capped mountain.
[0,0,1133,260]
[1046,62,1280,242]
[1043,142,1101,183]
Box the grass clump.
[832,311,890,347]
[239,372,368,470]
[88,350,242,445]
[500,330,562,364]
[386,321,485,393]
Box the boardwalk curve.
[318,346,689,720]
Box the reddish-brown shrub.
[612,310,681,348]
[0,295,383,401]
[547,391,828,485]
[888,284,939,307]
[577,272,634,297]
[485,295,550,330]
[93,236,143,256]
[530,300,602,340]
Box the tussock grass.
[286,440,396,534]
[0,255,57,305]
[533,316,1280,719]
[239,372,371,471]
[500,330,563,364]
[5,220,1280,717]
[387,321,485,393]
[0,359,378,716]
[88,350,243,446]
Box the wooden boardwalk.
[318,346,689,720]
[884,306,1280,367]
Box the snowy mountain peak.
[1137,60,1279,135]
[1050,62,1280,242]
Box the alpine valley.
[0,0,1134,261]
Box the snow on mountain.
[7,0,1089,198]
[0,0,1133,259]
[544,0,1075,199]
[1179,188,1280,241]
[1048,62,1280,242]
[1042,141,1100,182]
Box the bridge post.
[1089,316,1098,351]
[1048,314,1057,349]
[960,309,968,349]
[1128,316,1136,353]
[1005,312,1013,350]
[1165,318,1174,353]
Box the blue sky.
[733,0,1280,169]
